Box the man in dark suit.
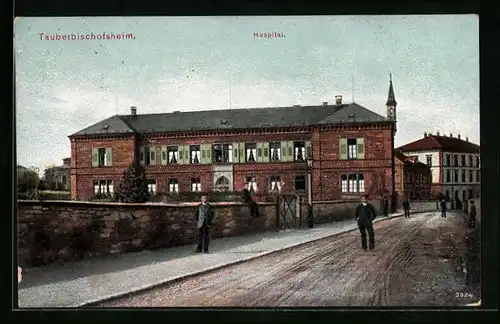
[383,196,389,217]
[468,200,477,228]
[194,195,213,253]
[403,196,410,217]
[441,198,447,218]
[355,195,377,251]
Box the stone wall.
[17,200,276,267]
[299,200,386,225]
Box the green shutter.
[183,145,189,164]
[200,144,211,164]
[339,138,348,160]
[232,142,239,163]
[305,140,312,159]
[287,141,294,161]
[149,146,156,165]
[105,148,113,166]
[280,142,288,162]
[256,143,263,162]
[262,142,269,162]
[239,142,246,163]
[357,138,365,159]
[178,145,186,164]
[92,148,98,167]
[161,146,167,165]
[139,146,145,166]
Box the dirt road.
[99,211,479,307]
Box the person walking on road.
[383,195,389,217]
[468,200,477,228]
[355,195,377,251]
[440,198,447,218]
[194,195,213,253]
[403,196,411,217]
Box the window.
[190,145,201,164]
[245,143,257,162]
[476,170,480,182]
[453,155,458,167]
[269,176,282,192]
[445,153,451,166]
[167,146,178,164]
[469,171,473,182]
[468,155,473,167]
[161,149,167,162]
[462,170,466,183]
[98,148,107,166]
[245,176,257,192]
[215,176,230,191]
[454,170,459,183]
[191,178,201,192]
[93,180,113,195]
[476,156,480,167]
[347,138,357,159]
[213,144,233,163]
[341,174,364,193]
[446,170,450,182]
[168,179,179,193]
[294,176,306,191]
[461,155,466,167]
[148,179,157,194]
[61,175,67,185]
[293,141,306,161]
[426,155,432,166]
[269,142,281,162]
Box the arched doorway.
[215,176,231,192]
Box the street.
[98,211,478,307]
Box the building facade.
[396,132,480,203]
[44,158,71,191]
[70,85,398,202]
[394,151,432,200]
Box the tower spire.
[386,73,397,134]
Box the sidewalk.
[18,212,403,308]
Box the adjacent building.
[394,151,432,200]
[69,81,399,202]
[396,132,480,203]
[44,158,71,191]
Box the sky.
[14,15,479,173]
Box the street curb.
[79,212,404,307]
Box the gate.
[276,195,303,230]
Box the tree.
[117,163,150,203]
[17,165,40,199]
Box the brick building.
[69,84,398,202]
[396,132,480,203]
[394,151,432,200]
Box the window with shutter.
[280,142,288,162]
[256,143,263,162]
[105,148,113,166]
[339,138,348,160]
[92,148,99,167]
[262,142,269,162]
[149,146,156,165]
[305,141,312,159]
[356,138,365,159]
[233,142,239,163]
[139,146,145,166]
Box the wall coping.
[17,200,276,207]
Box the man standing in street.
[441,198,447,218]
[468,200,477,228]
[383,195,389,217]
[194,195,213,253]
[355,195,377,251]
[403,195,410,217]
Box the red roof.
[396,135,480,154]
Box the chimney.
[323,102,328,107]
[458,134,461,139]
[424,132,427,137]
[130,106,137,115]
[436,131,440,136]
[335,95,342,106]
